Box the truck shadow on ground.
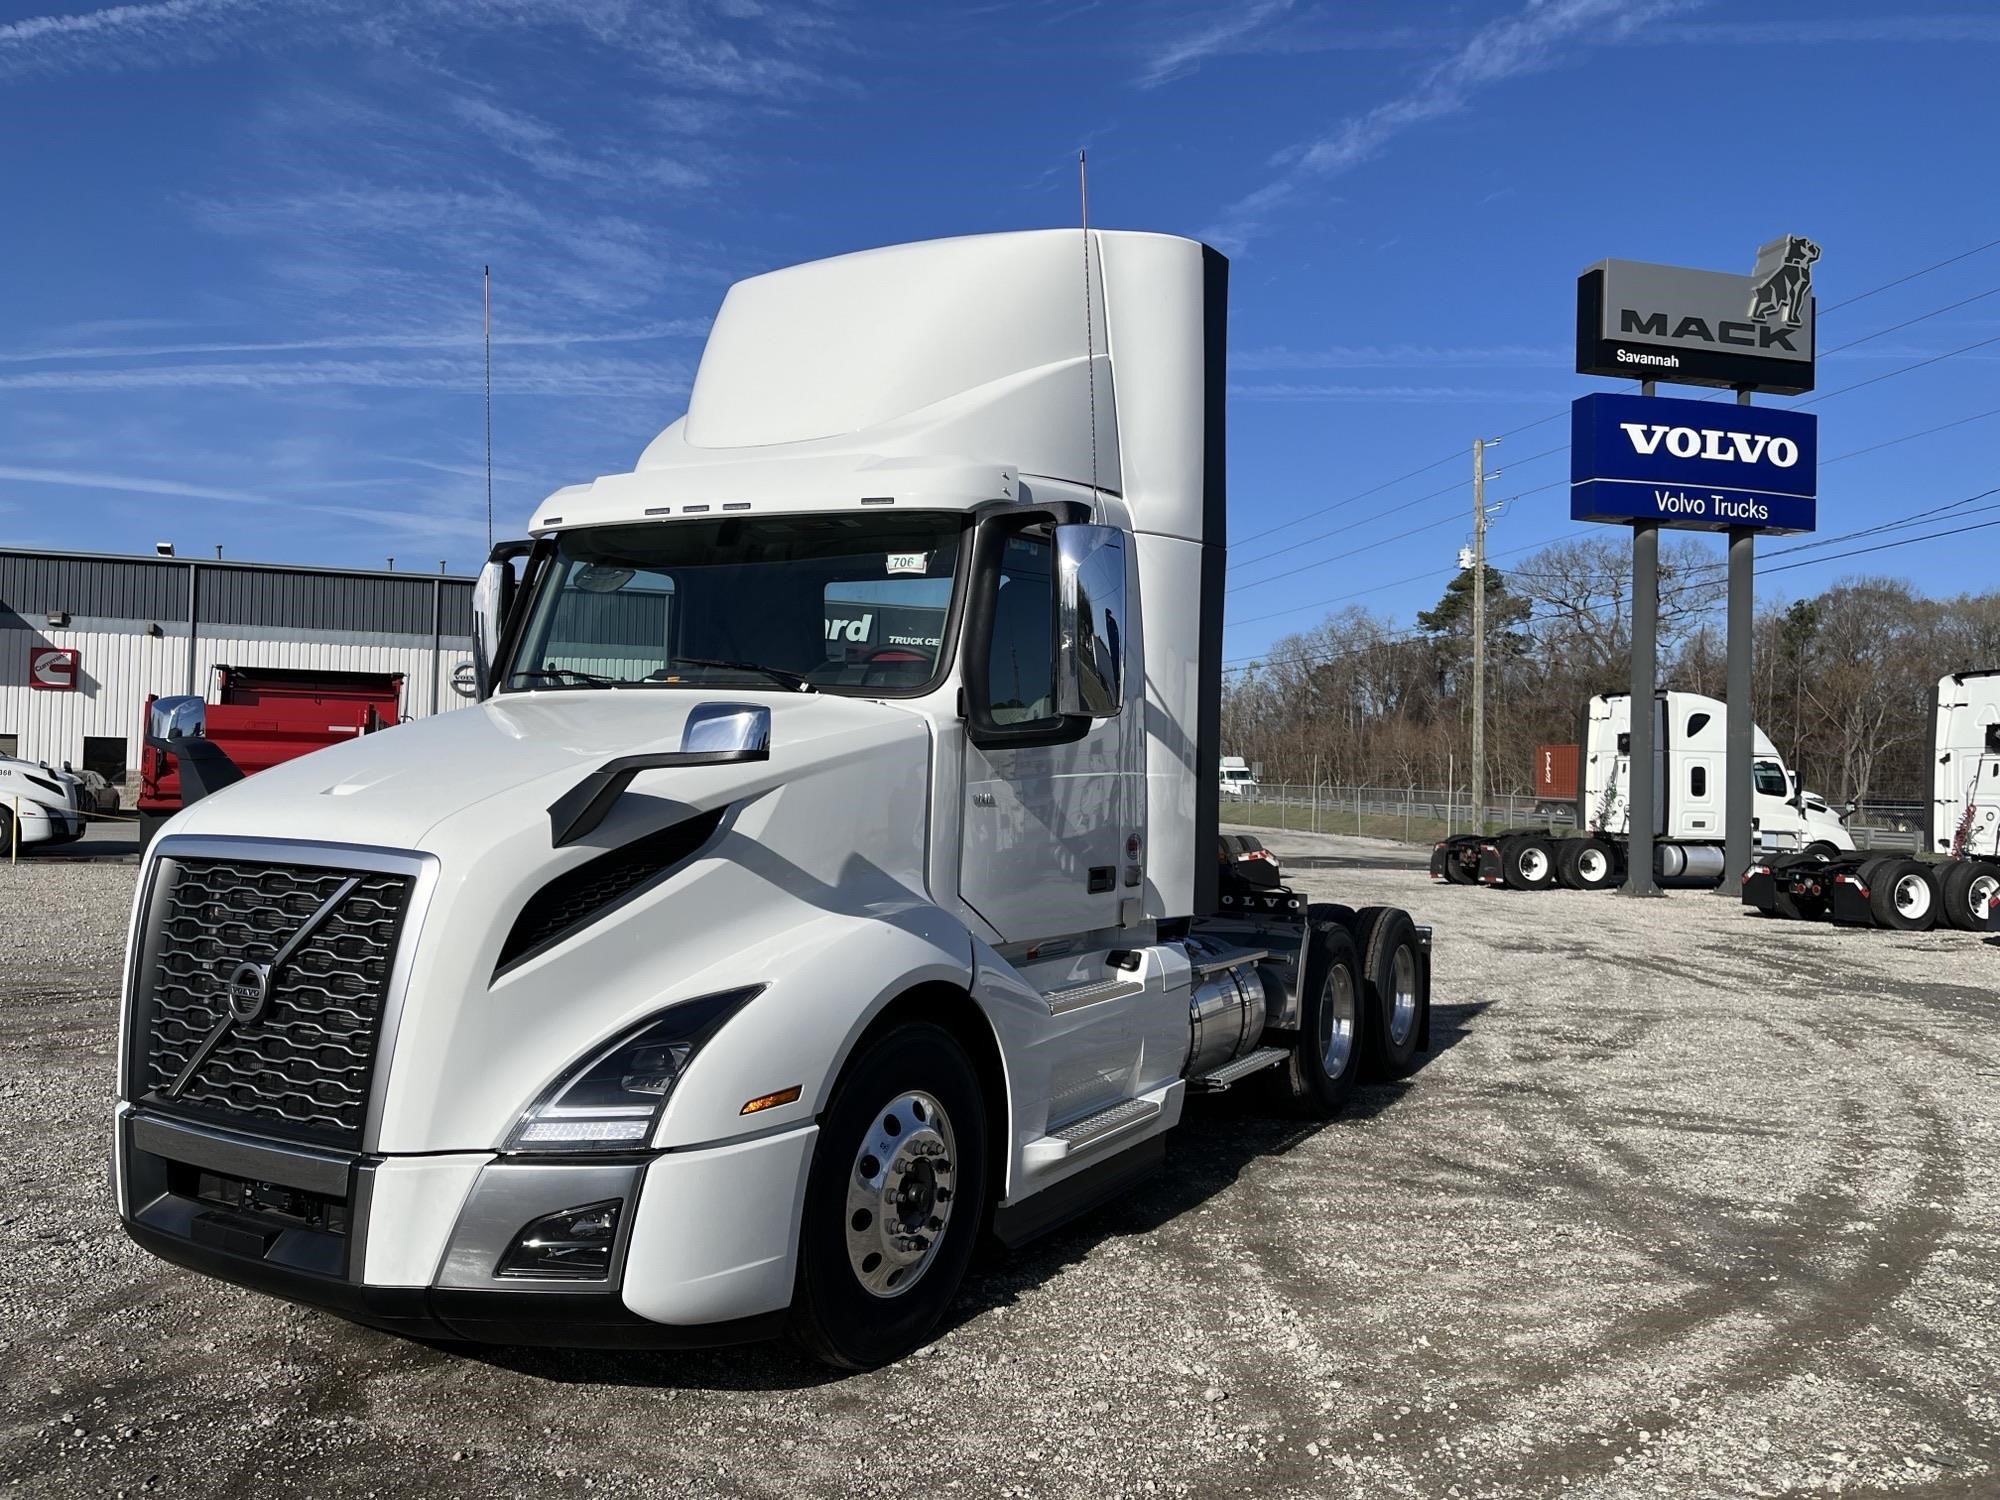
[457,999,1490,1394]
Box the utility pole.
[1470,437,1491,835]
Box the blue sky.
[2,0,1997,668]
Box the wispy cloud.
[0,324,707,367]
[0,354,694,398]
[1233,342,1566,371]
[1201,0,1687,253]
[1228,382,1575,403]
[0,462,487,536]
[1135,0,1295,88]
[0,0,835,95]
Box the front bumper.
[14,801,78,845]
[116,1107,812,1348]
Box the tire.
[1804,841,1840,857]
[789,1023,988,1370]
[1554,839,1586,889]
[1568,838,1618,892]
[1269,908,1364,1117]
[1353,906,1426,1076]
[1499,834,1557,891]
[0,807,13,858]
[1940,860,2000,932]
[1868,859,1939,932]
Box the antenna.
[483,264,494,553]
[1079,150,1099,504]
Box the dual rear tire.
[1271,904,1427,1118]
[1940,859,2000,932]
[1556,837,1618,891]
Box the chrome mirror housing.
[148,695,206,742]
[680,702,772,755]
[1053,524,1126,719]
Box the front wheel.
[789,1023,988,1370]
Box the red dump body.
[139,665,404,817]
[1534,743,1579,803]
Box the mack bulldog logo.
[1748,235,1820,329]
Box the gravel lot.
[3,852,1997,1499]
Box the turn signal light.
[740,1085,803,1116]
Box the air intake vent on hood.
[496,808,726,977]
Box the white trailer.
[0,751,85,854]
[1745,669,2000,931]
[112,230,1433,1369]
[1432,689,1851,892]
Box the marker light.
[740,1085,803,1116]
[506,987,762,1154]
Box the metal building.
[0,547,475,785]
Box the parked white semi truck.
[1431,689,1852,891]
[0,751,85,855]
[114,230,1434,1368]
[1745,669,2000,931]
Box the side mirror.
[148,695,206,742]
[1053,524,1126,719]
[472,542,532,701]
[681,702,771,755]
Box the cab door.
[958,521,1137,944]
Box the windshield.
[505,512,967,695]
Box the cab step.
[1041,976,1146,1017]
[1188,1045,1289,1093]
[1023,1095,1161,1168]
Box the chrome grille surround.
[126,837,438,1151]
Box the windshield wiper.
[512,666,620,689]
[666,657,817,693]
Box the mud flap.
[1741,869,1778,913]
[1474,842,1504,885]
[1827,875,1875,926]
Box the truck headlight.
[506,986,761,1153]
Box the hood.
[164,689,927,854]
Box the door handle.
[1086,866,1115,894]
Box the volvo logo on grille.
[223,960,272,1023]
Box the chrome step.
[1188,1045,1289,1093]
[1042,976,1146,1017]
[1023,1096,1162,1168]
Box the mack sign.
[1570,393,1817,535]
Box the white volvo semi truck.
[1431,689,1852,891]
[1744,669,2000,931]
[0,751,85,854]
[114,230,1434,1368]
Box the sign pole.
[1722,388,1758,892]
[1471,437,1488,836]
[1626,517,1662,896]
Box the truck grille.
[134,857,414,1147]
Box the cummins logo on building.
[1570,392,1818,536]
[1577,236,1818,395]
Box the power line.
[1816,234,2000,314]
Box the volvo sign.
[1570,392,1817,534]
[1577,236,1818,394]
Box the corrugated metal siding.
[552,591,671,645]
[0,554,187,626]
[202,569,440,634]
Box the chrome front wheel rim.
[1319,964,1357,1075]
[845,1091,956,1298]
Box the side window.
[1690,765,1707,798]
[985,533,1056,727]
[1753,761,1788,797]
[1686,712,1711,737]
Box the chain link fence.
[1219,783,1923,852]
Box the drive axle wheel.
[1564,838,1617,891]
[1353,906,1426,1077]
[1269,906,1364,1118]
[1942,860,2000,932]
[1500,835,1557,891]
[791,1023,987,1370]
[1869,859,1938,932]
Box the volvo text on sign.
[28,646,80,691]
[1569,392,1817,534]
